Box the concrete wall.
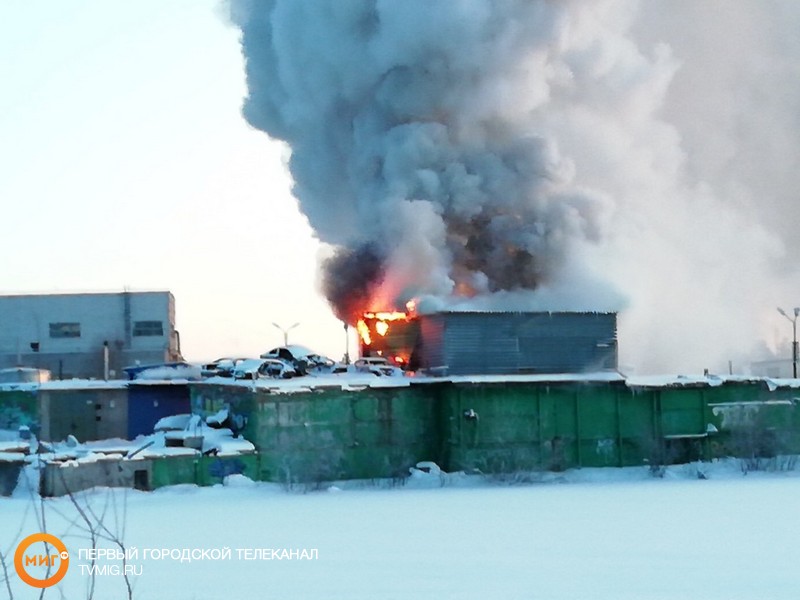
[0,461,24,496]
[40,454,259,497]
[41,457,152,497]
[39,387,128,442]
[0,291,179,379]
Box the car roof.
[234,358,266,368]
[267,345,315,357]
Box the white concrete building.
[0,291,181,379]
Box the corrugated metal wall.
[442,380,800,473]
[418,312,618,375]
[191,383,443,484]
[29,377,800,494]
[190,378,800,482]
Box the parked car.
[260,345,343,375]
[202,357,250,378]
[354,357,404,377]
[256,358,297,379]
[232,358,296,380]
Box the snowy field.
[2,462,800,599]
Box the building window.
[49,322,81,338]
[133,320,163,337]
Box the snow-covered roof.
[623,374,794,389]
[2,370,800,396]
[440,372,625,385]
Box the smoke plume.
[232,0,800,373]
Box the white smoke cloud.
[232,0,800,373]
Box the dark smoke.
[232,0,800,373]
[321,244,385,323]
[231,0,602,318]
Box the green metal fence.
[192,383,441,484]
[190,378,800,481]
[149,454,259,490]
[0,388,38,432]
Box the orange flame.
[357,300,418,348]
[362,311,408,321]
[356,319,372,346]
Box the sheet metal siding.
[423,312,617,375]
[190,383,441,483]
[128,384,191,439]
[37,378,800,493]
[417,315,446,369]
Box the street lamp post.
[272,321,299,346]
[343,321,351,365]
[777,307,799,378]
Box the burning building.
[358,309,617,376]
[234,3,628,363]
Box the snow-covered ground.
[2,461,800,599]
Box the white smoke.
[231,0,800,373]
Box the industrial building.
[0,291,181,379]
[359,311,618,376]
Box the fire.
[355,298,420,356]
[362,311,408,321]
[356,319,372,346]
[356,310,410,346]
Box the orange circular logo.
[14,533,69,588]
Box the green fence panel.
[195,454,259,486]
[618,390,656,466]
[660,388,705,437]
[184,378,800,483]
[0,389,38,431]
[151,455,198,489]
[576,385,622,468]
[245,385,439,483]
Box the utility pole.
[343,322,350,364]
[777,307,799,378]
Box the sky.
[2,1,800,374]
[0,0,350,363]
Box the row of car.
[201,345,404,380]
